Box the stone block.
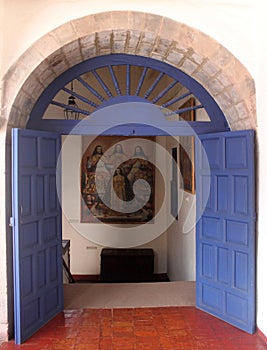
[144,13,163,34]
[137,44,154,57]
[16,47,44,75]
[51,21,78,45]
[127,31,142,51]
[112,30,128,41]
[150,53,164,61]
[80,34,96,49]
[194,32,219,59]
[20,79,43,111]
[216,72,231,88]
[202,60,220,77]
[159,18,183,43]
[66,53,83,68]
[81,46,97,60]
[13,92,34,122]
[153,38,172,57]
[97,31,112,49]
[33,60,56,87]
[191,52,205,65]
[99,48,112,56]
[180,59,198,74]
[210,45,232,69]
[113,41,126,53]
[95,12,114,31]
[142,32,157,46]
[225,106,239,126]
[34,33,62,59]
[215,91,233,110]
[46,50,70,76]
[7,106,20,127]
[111,11,130,30]
[128,11,146,31]
[226,85,242,104]
[71,15,97,37]
[206,78,224,96]
[166,51,184,66]
[235,101,249,120]
[62,40,80,56]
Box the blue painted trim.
[50,100,90,116]
[27,54,228,131]
[152,80,177,104]
[11,128,22,344]
[162,91,192,108]
[108,65,121,95]
[164,103,204,117]
[135,67,148,96]
[28,119,229,136]
[126,64,130,95]
[62,87,99,108]
[92,69,113,98]
[144,72,164,98]
[76,76,105,102]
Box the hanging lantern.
[64,81,80,120]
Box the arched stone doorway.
[3,11,256,130]
[0,11,257,341]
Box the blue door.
[196,130,255,333]
[12,128,63,344]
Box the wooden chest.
[100,248,154,282]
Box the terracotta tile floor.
[1,307,267,349]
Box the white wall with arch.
[1,0,267,340]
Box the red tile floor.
[1,307,267,350]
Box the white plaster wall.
[166,136,196,281]
[1,0,267,337]
[167,191,196,281]
[254,3,267,337]
[61,135,167,275]
[63,214,167,274]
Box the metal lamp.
[64,81,80,120]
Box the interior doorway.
[61,133,196,283]
[61,132,197,310]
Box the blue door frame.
[11,54,256,343]
[12,126,256,343]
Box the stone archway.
[3,11,256,131]
[0,11,257,341]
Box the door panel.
[196,130,255,334]
[12,128,63,344]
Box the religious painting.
[81,136,155,223]
[179,98,195,193]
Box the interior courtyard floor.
[1,307,267,349]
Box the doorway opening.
[31,54,222,312]
[11,54,256,343]
[61,132,197,309]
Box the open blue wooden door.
[196,129,255,333]
[12,128,63,344]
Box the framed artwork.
[179,98,195,193]
[81,136,155,223]
[171,147,178,220]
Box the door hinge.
[9,217,15,227]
